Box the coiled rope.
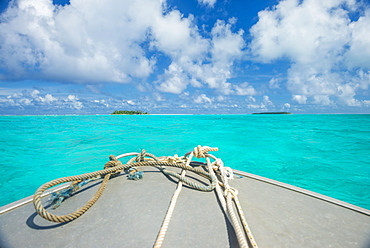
[32,146,257,248]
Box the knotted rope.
[192,145,218,158]
[33,150,216,223]
[32,146,257,248]
[209,154,258,248]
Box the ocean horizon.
[0,114,369,210]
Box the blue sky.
[0,0,369,114]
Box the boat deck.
[1,166,370,248]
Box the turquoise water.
[0,114,369,210]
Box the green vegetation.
[111,110,149,115]
[252,112,292,114]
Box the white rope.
[154,146,258,248]
[222,172,249,248]
[208,153,258,248]
[153,152,193,248]
[206,157,228,214]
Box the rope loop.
[224,167,234,180]
[224,187,239,198]
[33,148,216,223]
[32,146,257,248]
[136,149,146,162]
[211,158,223,171]
[193,145,218,158]
[104,155,123,177]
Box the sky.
[0,0,370,115]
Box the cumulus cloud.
[292,95,307,104]
[346,9,370,68]
[156,18,246,95]
[233,82,257,96]
[250,0,370,107]
[198,0,217,8]
[0,88,60,112]
[194,94,212,104]
[65,94,83,109]
[0,0,162,83]
[269,77,282,89]
[157,63,189,94]
[126,100,136,106]
[262,95,274,108]
[312,95,333,106]
[0,0,246,97]
[246,95,274,110]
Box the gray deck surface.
[1,166,370,248]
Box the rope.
[191,145,218,158]
[33,151,216,223]
[32,146,258,248]
[206,157,228,215]
[208,153,258,248]
[234,195,258,248]
[154,152,194,248]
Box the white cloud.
[65,94,83,109]
[0,89,59,110]
[247,96,256,103]
[0,0,247,97]
[92,99,109,107]
[157,63,189,94]
[194,94,212,104]
[355,69,370,90]
[262,95,274,107]
[246,95,274,110]
[346,10,370,69]
[28,90,57,104]
[233,82,257,96]
[292,95,308,104]
[126,100,136,106]
[152,92,166,102]
[19,98,32,106]
[269,77,282,89]
[0,0,160,83]
[250,0,370,107]
[198,0,217,8]
[43,94,57,104]
[30,90,40,98]
[215,95,226,102]
[312,95,333,106]
[211,19,245,65]
[250,0,353,64]
[155,18,245,95]
[336,83,361,106]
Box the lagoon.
[0,114,369,209]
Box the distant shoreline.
[252,112,292,115]
[1,113,370,116]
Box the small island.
[111,110,149,115]
[252,112,292,114]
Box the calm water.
[0,114,369,209]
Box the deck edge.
[0,183,71,215]
[233,169,370,216]
[2,170,369,217]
